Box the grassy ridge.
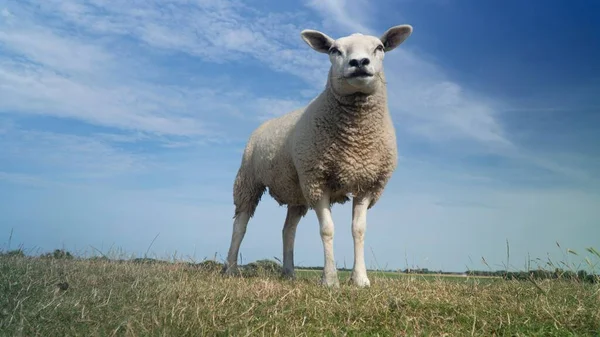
[1,255,599,336]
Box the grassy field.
[1,255,599,336]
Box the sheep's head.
[301,25,412,95]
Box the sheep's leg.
[225,168,264,276]
[350,195,371,287]
[314,194,339,287]
[223,211,250,275]
[282,205,307,279]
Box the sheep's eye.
[375,45,384,52]
[329,47,341,55]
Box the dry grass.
[1,255,599,336]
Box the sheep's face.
[301,25,413,95]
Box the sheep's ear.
[301,29,335,53]
[380,24,413,52]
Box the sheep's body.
[234,76,397,216]
[223,25,413,287]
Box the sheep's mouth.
[346,70,373,78]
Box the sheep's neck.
[323,81,388,148]
[325,81,387,124]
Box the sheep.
[222,24,413,287]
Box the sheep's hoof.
[221,265,241,277]
[321,271,340,288]
[350,273,371,288]
[321,278,340,288]
[281,269,296,280]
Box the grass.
[1,254,599,336]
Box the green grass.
[1,255,599,336]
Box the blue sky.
[1,0,599,272]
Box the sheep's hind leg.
[282,205,308,279]
[314,194,339,287]
[223,171,264,276]
[223,211,250,276]
[350,195,371,287]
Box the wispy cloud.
[0,123,145,180]
[26,0,328,83]
[306,0,374,34]
[1,7,11,18]
[0,23,113,75]
[0,0,334,143]
[0,14,211,137]
[0,63,217,136]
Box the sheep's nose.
[349,58,370,68]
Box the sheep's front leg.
[350,195,371,287]
[314,194,339,287]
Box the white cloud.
[506,149,600,188]
[0,26,113,75]
[306,0,374,34]
[0,0,331,140]
[0,125,145,179]
[0,63,209,136]
[384,55,510,146]
[31,0,327,84]
[0,12,217,137]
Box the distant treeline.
[466,269,598,283]
[401,268,464,276]
[301,266,599,284]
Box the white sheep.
[223,24,413,287]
